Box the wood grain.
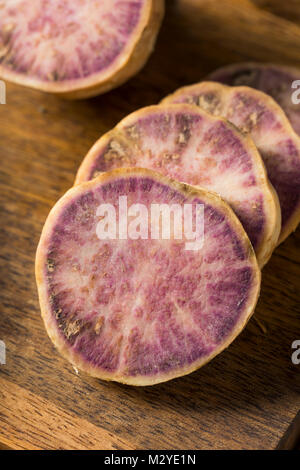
[276,411,300,450]
[0,0,299,450]
[252,0,300,24]
[174,0,300,68]
[0,378,134,450]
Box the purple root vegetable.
[0,0,165,99]
[208,63,300,137]
[75,104,280,267]
[36,168,261,385]
[162,82,300,245]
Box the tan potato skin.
[75,103,281,268]
[163,82,299,246]
[0,0,165,99]
[36,167,261,386]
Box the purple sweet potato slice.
[0,0,164,99]
[163,81,300,245]
[208,63,300,137]
[36,168,260,385]
[75,104,280,267]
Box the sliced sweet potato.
[0,0,164,98]
[36,168,260,385]
[163,81,300,244]
[208,63,300,137]
[75,104,280,267]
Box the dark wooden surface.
[276,411,300,450]
[0,0,299,450]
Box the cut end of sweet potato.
[75,103,280,267]
[0,0,164,98]
[36,168,260,386]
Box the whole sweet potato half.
[0,0,164,98]
[36,168,260,385]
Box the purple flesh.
[209,63,300,137]
[38,171,259,382]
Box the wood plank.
[0,377,134,450]
[276,411,300,450]
[171,0,300,68]
[252,0,300,24]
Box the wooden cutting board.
[0,0,299,450]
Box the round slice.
[208,62,300,137]
[36,168,261,386]
[75,103,280,267]
[0,0,164,99]
[163,81,300,244]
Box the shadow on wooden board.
[276,411,300,450]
